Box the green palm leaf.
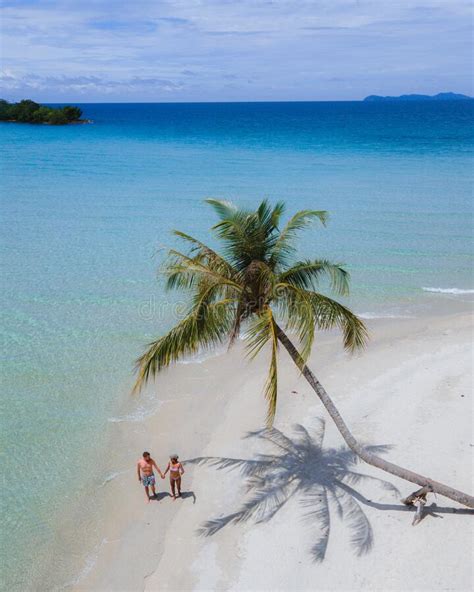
[270,209,328,268]
[205,198,238,220]
[244,308,279,425]
[279,259,350,296]
[133,199,367,424]
[133,294,235,393]
[172,230,234,274]
[276,282,368,354]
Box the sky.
[1,0,473,102]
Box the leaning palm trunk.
[275,324,474,509]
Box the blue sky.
[1,0,472,102]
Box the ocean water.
[1,101,473,590]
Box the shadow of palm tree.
[187,419,400,562]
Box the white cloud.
[1,0,472,101]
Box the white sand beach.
[73,311,473,592]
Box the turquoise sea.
[1,101,473,590]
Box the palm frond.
[228,261,275,345]
[205,198,239,219]
[172,230,234,274]
[132,295,235,393]
[270,201,286,228]
[244,308,272,358]
[208,200,281,270]
[244,308,279,425]
[278,259,350,296]
[311,293,368,352]
[165,249,241,291]
[270,209,328,267]
[256,199,285,237]
[274,282,316,363]
[276,283,368,353]
[227,296,245,347]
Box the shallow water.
[1,101,473,590]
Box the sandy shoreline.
[62,310,474,592]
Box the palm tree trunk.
[275,324,474,509]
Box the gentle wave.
[100,469,130,488]
[358,312,413,320]
[178,345,226,365]
[422,287,474,295]
[108,403,161,423]
[61,539,108,590]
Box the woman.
[163,454,185,500]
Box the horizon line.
[19,95,474,105]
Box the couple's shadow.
[152,491,196,504]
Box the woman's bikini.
[169,461,182,480]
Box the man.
[137,451,164,502]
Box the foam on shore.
[422,286,474,294]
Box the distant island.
[364,92,472,102]
[0,99,90,125]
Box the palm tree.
[133,199,474,508]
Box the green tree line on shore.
[0,99,84,125]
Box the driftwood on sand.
[402,485,432,526]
